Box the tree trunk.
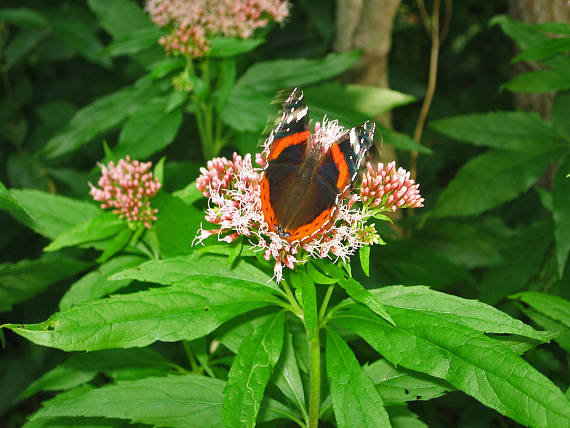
[334,0,402,161]
[508,0,570,120]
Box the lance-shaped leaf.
[326,328,390,428]
[0,180,35,226]
[510,292,570,328]
[42,76,161,159]
[553,153,570,277]
[223,311,285,428]
[339,278,394,326]
[364,359,452,405]
[432,146,564,217]
[28,375,225,427]
[0,254,91,313]
[111,253,279,293]
[430,111,565,149]
[10,189,100,239]
[44,212,126,252]
[374,286,548,341]
[59,255,146,310]
[290,269,317,339]
[2,280,281,351]
[331,303,570,427]
[271,329,306,416]
[19,348,173,400]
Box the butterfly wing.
[260,88,311,235]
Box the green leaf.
[530,22,570,36]
[412,218,505,269]
[480,221,552,304]
[553,153,570,276]
[388,406,428,428]
[153,156,166,184]
[208,37,264,57]
[114,97,183,159]
[237,51,360,92]
[491,15,570,71]
[332,303,570,428]
[148,58,185,79]
[511,292,570,328]
[503,69,570,93]
[0,180,35,226]
[96,227,133,263]
[219,312,273,354]
[60,255,145,310]
[219,85,272,131]
[223,311,285,428]
[552,90,570,136]
[359,246,370,276]
[369,241,476,289]
[3,279,280,351]
[271,330,306,415]
[6,27,49,65]
[29,376,225,427]
[305,261,341,284]
[377,125,432,154]
[172,181,203,205]
[364,359,452,405]
[291,269,317,339]
[45,212,125,252]
[433,146,563,217]
[87,0,152,40]
[0,8,48,27]
[326,328,390,428]
[430,112,565,150]
[42,76,161,159]
[110,253,277,291]
[520,306,570,353]
[511,37,570,63]
[152,192,204,257]
[103,26,164,56]
[213,58,237,111]
[370,286,548,341]
[19,348,172,400]
[9,190,99,239]
[338,278,395,326]
[51,16,110,67]
[304,82,415,126]
[0,254,90,313]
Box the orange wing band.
[269,131,311,161]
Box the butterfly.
[260,88,375,243]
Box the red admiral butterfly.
[260,88,375,243]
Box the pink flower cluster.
[90,156,161,229]
[145,0,289,57]
[360,161,424,211]
[195,120,424,282]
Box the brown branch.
[410,0,442,182]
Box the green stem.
[282,279,303,317]
[182,341,200,372]
[318,284,335,322]
[308,330,321,428]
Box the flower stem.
[308,330,321,428]
[182,341,199,372]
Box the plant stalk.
[411,0,442,181]
[307,331,321,428]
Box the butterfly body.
[260,88,375,243]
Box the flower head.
[90,156,161,229]
[146,0,289,57]
[195,120,423,282]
